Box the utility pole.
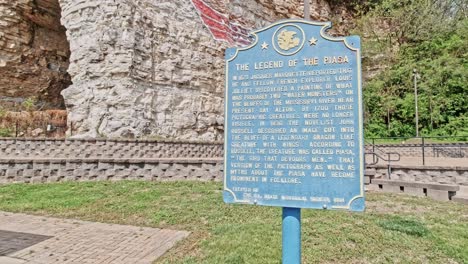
[304,0,310,21]
[413,69,421,137]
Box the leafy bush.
[364,14,468,137]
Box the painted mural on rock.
[191,0,252,46]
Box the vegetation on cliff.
[355,0,467,138]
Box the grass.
[0,181,467,263]
[377,216,429,237]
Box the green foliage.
[355,0,466,47]
[22,97,37,112]
[0,127,12,137]
[329,0,384,13]
[0,106,13,137]
[358,0,467,137]
[0,106,6,118]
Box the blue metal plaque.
[224,20,364,212]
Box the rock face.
[58,0,353,140]
[1,0,353,140]
[0,0,71,108]
[59,0,225,140]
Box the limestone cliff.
[1,0,354,140]
[0,0,71,108]
[57,0,354,140]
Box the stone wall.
[0,138,224,184]
[2,138,466,160]
[0,138,223,159]
[0,0,70,108]
[0,158,223,184]
[1,138,467,186]
[370,164,468,186]
[57,0,353,140]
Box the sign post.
[282,207,301,263]
[224,20,364,263]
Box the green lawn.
[0,181,467,263]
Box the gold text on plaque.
[277,29,300,51]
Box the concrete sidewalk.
[0,211,189,264]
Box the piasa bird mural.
[190,0,252,46]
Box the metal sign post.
[413,69,420,137]
[282,207,301,263]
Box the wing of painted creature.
[190,0,251,46]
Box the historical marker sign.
[224,20,365,212]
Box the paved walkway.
[0,211,189,264]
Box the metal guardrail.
[364,152,401,180]
[368,136,468,143]
[6,121,73,138]
[433,146,465,158]
[368,136,467,165]
[365,152,401,166]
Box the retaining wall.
[0,138,224,184]
[369,165,468,186]
[3,138,467,159]
[0,138,223,159]
[1,138,467,186]
[0,158,223,184]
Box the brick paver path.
[0,211,189,264]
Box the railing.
[0,110,69,138]
[6,120,73,138]
[368,136,468,165]
[364,152,401,179]
[364,152,401,166]
[433,146,465,158]
[16,121,69,138]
